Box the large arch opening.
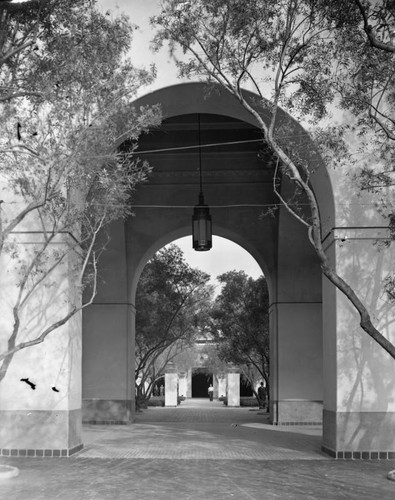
[133,233,267,406]
[82,82,334,440]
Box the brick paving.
[0,398,394,499]
[79,400,325,460]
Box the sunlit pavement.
[80,398,325,460]
[1,398,394,499]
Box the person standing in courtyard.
[258,382,267,410]
[208,384,214,401]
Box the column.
[227,367,240,407]
[165,362,178,407]
[322,228,395,457]
[82,221,134,424]
[270,302,323,424]
[271,198,323,424]
[217,375,227,399]
[186,369,192,398]
[0,234,82,456]
[213,375,218,399]
[178,372,187,399]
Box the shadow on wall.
[334,176,395,451]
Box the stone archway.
[81,82,395,458]
[192,369,212,398]
[2,83,394,458]
[82,83,329,430]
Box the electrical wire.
[129,203,310,209]
[133,138,264,155]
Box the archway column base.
[323,409,395,457]
[321,445,395,460]
[0,409,82,457]
[82,399,133,424]
[272,400,323,424]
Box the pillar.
[186,369,192,398]
[0,233,82,456]
[82,221,134,424]
[322,228,395,458]
[217,375,227,399]
[178,372,187,398]
[271,194,323,424]
[165,362,178,407]
[227,367,240,407]
[213,375,218,399]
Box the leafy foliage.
[152,0,395,358]
[135,244,212,404]
[210,271,270,393]
[0,0,161,382]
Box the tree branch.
[354,0,395,53]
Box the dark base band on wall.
[322,446,395,460]
[0,443,83,458]
[82,399,133,425]
[83,420,130,425]
[274,421,322,426]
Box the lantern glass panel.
[192,208,212,251]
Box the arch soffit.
[122,81,335,237]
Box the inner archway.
[133,233,266,405]
[192,369,212,398]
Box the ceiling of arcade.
[126,113,280,269]
[121,112,317,300]
[125,113,281,246]
[132,113,276,189]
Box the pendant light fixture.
[192,114,212,251]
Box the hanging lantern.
[192,192,212,251]
[192,115,212,251]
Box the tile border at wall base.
[82,420,131,425]
[0,443,83,458]
[274,421,322,426]
[0,408,82,451]
[321,445,395,460]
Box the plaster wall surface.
[82,305,130,399]
[165,372,178,407]
[82,220,134,423]
[218,377,227,399]
[270,177,323,423]
[276,303,323,400]
[187,369,192,398]
[179,375,188,399]
[227,372,240,407]
[0,236,82,453]
[322,230,395,454]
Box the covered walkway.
[0,398,394,499]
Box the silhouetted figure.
[208,384,214,401]
[258,382,267,409]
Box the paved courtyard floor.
[1,398,394,499]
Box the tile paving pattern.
[0,399,394,499]
[79,400,326,461]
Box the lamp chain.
[198,114,203,198]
